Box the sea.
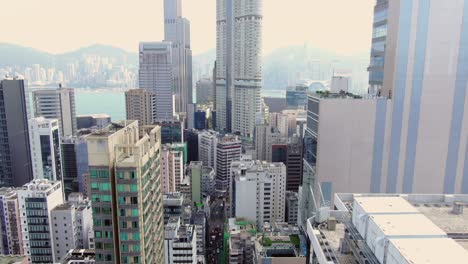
[75,89,285,121]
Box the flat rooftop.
[391,238,468,264]
[354,196,420,214]
[370,214,447,237]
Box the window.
[89,170,98,178]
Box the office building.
[76,114,111,130]
[164,0,193,114]
[0,79,33,187]
[254,125,285,162]
[125,89,153,126]
[29,117,62,181]
[270,112,289,137]
[162,144,184,193]
[186,103,195,129]
[32,86,77,137]
[164,217,197,264]
[230,160,286,230]
[86,121,164,263]
[330,75,351,93]
[17,179,63,264]
[196,78,214,104]
[307,193,468,264]
[368,0,388,95]
[281,136,303,192]
[61,137,90,199]
[188,161,202,204]
[194,110,206,130]
[158,121,183,144]
[198,130,218,169]
[300,0,468,226]
[215,135,242,195]
[183,129,200,163]
[0,188,23,255]
[216,0,263,137]
[286,84,308,110]
[51,196,93,262]
[285,191,299,225]
[139,42,175,122]
[201,166,215,198]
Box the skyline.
[3,0,374,56]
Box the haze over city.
[2,0,374,55]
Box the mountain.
[0,43,138,68]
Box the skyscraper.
[164,0,193,114]
[29,117,62,182]
[0,79,33,187]
[139,42,175,122]
[32,86,77,138]
[216,0,263,137]
[215,135,241,195]
[367,0,388,95]
[86,121,164,263]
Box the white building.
[330,75,351,93]
[164,217,197,264]
[201,166,216,197]
[161,144,184,193]
[29,117,62,181]
[198,130,218,169]
[32,86,77,138]
[254,125,285,162]
[230,160,286,230]
[215,135,242,195]
[216,0,263,137]
[307,193,468,264]
[51,195,93,263]
[139,42,175,122]
[164,0,193,114]
[17,179,64,264]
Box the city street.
[206,198,225,264]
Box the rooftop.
[88,120,136,137]
[0,255,27,264]
[369,214,446,237]
[391,238,468,264]
[354,196,419,214]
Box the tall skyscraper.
[139,42,175,122]
[125,88,153,127]
[32,86,77,138]
[164,0,193,114]
[86,121,164,263]
[299,0,468,227]
[367,0,388,95]
[0,79,33,187]
[29,117,62,182]
[216,0,263,137]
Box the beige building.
[86,121,164,263]
[125,89,153,126]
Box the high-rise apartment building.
[164,0,193,114]
[32,86,77,138]
[86,121,164,263]
[0,188,23,255]
[17,179,64,264]
[125,89,153,127]
[0,79,33,187]
[230,160,286,230]
[216,0,263,137]
[29,117,62,182]
[161,144,184,193]
[139,42,175,122]
[215,135,241,195]
[198,130,218,170]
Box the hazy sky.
[2,0,374,56]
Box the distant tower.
[216,0,263,137]
[139,42,175,122]
[164,0,193,115]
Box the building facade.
[161,144,184,193]
[32,86,77,138]
[230,160,286,230]
[0,188,23,255]
[86,121,164,263]
[0,79,33,187]
[164,217,197,264]
[196,78,214,104]
[29,117,62,182]
[198,130,218,170]
[139,42,175,122]
[215,135,241,195]
[125,89,153,127]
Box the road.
[206,197,225,264]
